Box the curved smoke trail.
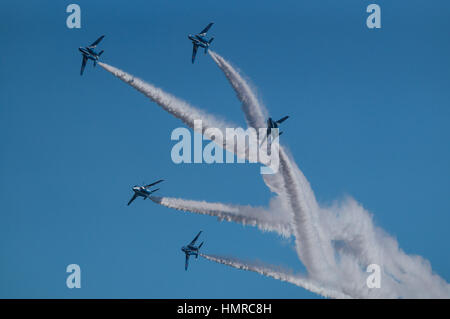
[99,62,241,157]
[207,52,450,298]
[209,51,333,277]
[209,51,267,129]
[150,196,292,237]
[200,253,351,299]
[100,59,450,298]
[209,51,287,196]
[278,149,334,278]
[99,63,232,134]
[99,62,273,165]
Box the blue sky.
[0,0,449,298]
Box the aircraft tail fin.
[279,131,283,136]
[198,242,204,250]
[98,50,104,57]
[93,60,97,67]
[208,37,214,44]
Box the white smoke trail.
[101,60,450,298]
[99,62,238,153]
[209,51,267,129]
[200,253,351,299]
[278,149,335,279]
[206,53,450,298]
[319,198,450,298]
[150,196,292,237]
[209,52,288,196]
[100,59,342,294]
[99,62,274,165]
[209,51,333,277]
[99,62,233,133]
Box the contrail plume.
[209,51,267,129]
[150,196,292,237]
[100,62,273,164]
[100,58,450,298]
[200,253,351,299]
[208,52,333,276]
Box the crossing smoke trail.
[99,62,242,156]
[319,198,450,298]
[99,59,342,295]
[99,62,276,165]
[209,51,286,196]
[99,63,232,133]
[200,254,351,299]
[278,149,334,279]
[207,52,450,298]
[100,59,450,297]
[207,51,392,296]
[209,51,267,129]
[209,51,333,277]
[150,196,292,237]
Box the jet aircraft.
[259,116,290,147]
[127,179,164,206]
[266,116,289,137]
[181,231,204,271]
[78,35,105,75]
[188,23,214,63]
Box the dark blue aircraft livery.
[188,23,214,63]
[181,231,204,270]
[259,116,289,147]
[78,35,105,75]
[266,116,289,137]
[127,179,163,206]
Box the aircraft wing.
[144,179,164,188]
[127,193,138,206]
[147,188,160,195]
[89,35,105,48]
[192,43,198,63]
[189,231,202,246]
[185,254,190,271]
[80,55,87,75]
[199,22,214,36]
[276,116,289,124]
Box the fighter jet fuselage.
[266,116,289,137]
[78,35,105,75]
[182,231,204,270]
[132,186,155,198]
[127,179,163,206]
[189,23,215,63]
[267,117,279,130]
[188,34,210,48]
